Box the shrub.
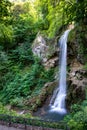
[0,23,14,49]
[0,54,54,106]
[64,103,87,130]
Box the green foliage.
[70,104,82,113]
[9,43,34,65]
[0,0,11,22]
[64,87,87,129]
[36,0,64,37]
[11,1,42,44]
[64,100,87,130]
[0,49,14,90]
[0,102,19,116]
[36,0,87,37]
[13,16,37,43]
[0,102,32,118]
[0,0,86,120]
[0,24,14,49]
[83,63,87,70]
[57,0,87,24]
[0,112,66,129]
[0,41,54,106]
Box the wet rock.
[24,81,58,112]
[43,57,58,70]
[66,59,87,108]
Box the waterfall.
[50,29,71,113]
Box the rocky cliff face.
[32,33,59,70]
[66,25,87,107]
[32,26,87,110]
[67,59,87,108]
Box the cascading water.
[50,29,71,113]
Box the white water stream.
[50,29,71,113]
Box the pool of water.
[41,106,67,122]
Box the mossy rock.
[24,81,58,112]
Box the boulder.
[32,33,59,69]
[32,33,48,62]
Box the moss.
[24,81,58,112]
[68,28,76,42]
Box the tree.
[0,0,12,22]
[62,0,87,24]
